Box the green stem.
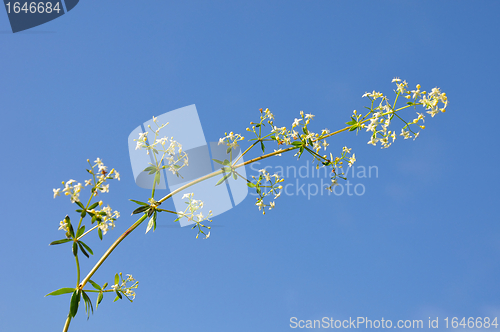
[75,254,80,287]
[62,315,71,332]
[78,214,148,290]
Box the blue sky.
[1,1,500,331]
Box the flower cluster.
[53,180,84,203]
[218,131,245,152]
[175,193,212,239]
[352,78,448,148]
[249,169,284,214]
[53,159,120,237]
[134,117,189,177]
[92,204,120,235]
[111,273,139,301]
[324,146,356,192]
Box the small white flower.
[100,184,109,193]
[348,154,356,167]
[292,118,302,128]
[53,188,61,198]
[85,179,92,186]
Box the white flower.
[84,179,92,186]
[292,118,302,128]
[305,113,314,120]
[342,146,352,154]
[58,219,68,231]
[348,154,356,167]
[114,171,120,181]
[392,77,401,83]
[94,158,103,165]
[100,184,109,193]
[53,188,61,198]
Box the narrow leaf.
[78,242,89,258]
[97,292,103,308]
[79,241,93,255]
[88,280,101,291]
[82,291,93,319]
[146,216,155,234]
[72,242,78,257]
[49,238,72,246]
[154,171,161,185]
[76,201,85,209]
[114,273,119,285]
[76,226,85,238]
[129,199,148,206]
[260,141,265,153]
[132,205,149,215]
[98,228,103,240]
[212,159,224,165]
[215,173,231,186]
[45,287,75,297]
[88,202,99,210]
[69,290,81,318]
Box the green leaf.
[76,226,85,238]
[143,166,156,172]
[82,291,93,319]
[88,202,99,210]
[212,159,224,165]
[88,280,101,291]
[345,120,356,125]
[49,238,72,246]
[349,125,358,131]
[130,199,148,206]
[215,173,231,186]
[114,273,119,286]
[98,228,103,240]
[247,182,256,188]
[146,216,154,234]
[102,282,108,289]
[291,141,302,146]
[76,201,85,209]
[72,242,78,257]
[45,287,76,297]
[79,241,93,255]
[78,242,89,258]
[226,147,232,154]
[223,159,230,165]
[154,171,161,185]
[69,290,81,318]
[260,141,265,153]
[96,292,104,308]
[232,172,237,180]
[80,210,87,218]
[132,205,149,215]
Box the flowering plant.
[47,78,448,331]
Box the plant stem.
[78,214,148,290]
[75,254,80,287]
[62,315,71,332]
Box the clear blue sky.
[1,1,499,331]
